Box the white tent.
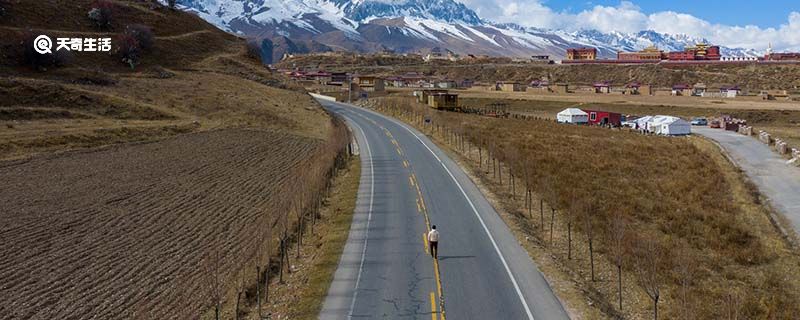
[648,115,672,134]
[648,115,691,136]
[557,108,589,124]
[633,116,653,131]
[658,117,691,136]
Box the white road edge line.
[343,110,375,319]
[351,105,536,320]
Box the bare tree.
[235,269,245,320]
[608,213,628,310]
[673,243,696,320]
[256,229,264,316]
[636,235,664,320]
[203,246,223,320]
[540,198,545,230]
[583,201,596,282]
[564,196,579,260]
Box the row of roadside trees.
[366,96,797,319]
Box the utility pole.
[348,74,352,104]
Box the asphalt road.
[694,127,800,235]
[318,98,568,320]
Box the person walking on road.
[428,225,439,259]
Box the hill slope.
[0,2,348,319]
[0,0,330,159]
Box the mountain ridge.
[169,0,761,60]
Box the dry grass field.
[458,89,800,111]
[0,1,358,319]
[456,96,800,150]
[369,96,800,319]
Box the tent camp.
[557,108,589,124]
[633,116,653,131]
[649,115,691,136]
[658,117,691,136]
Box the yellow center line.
[403,160,409,168]
[434,259,445,320]
[413,170,446,320]
[396,148,403,156]
[430,292,438,320]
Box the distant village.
[277,41,800,104]
[278,67,800,103]
[564,43,800,64]
[281,42,800,65]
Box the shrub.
[116,33,141,69]
[88,0,115,29]
[52,49,74,66]
[124,24,154,51]
[167,0,177,9]
[19,32,72,70]
[246,39,262,61]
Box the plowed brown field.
[0,129,321,319]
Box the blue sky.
[545,0,797,28]
[459,0,800,51]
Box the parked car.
[691,117,708,126]
[709,119,721,128]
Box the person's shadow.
[437,255,476,261]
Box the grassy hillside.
[0,0,327,160]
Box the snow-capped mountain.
[171,0,761,62]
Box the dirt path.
[694,127,800,238]
[0,129,322,319]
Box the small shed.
[330,72,349,85]
[428,93,459,110]
[416,89,448,104]
[557,108,589,124]
[529,80,550,88]
[550,83,569,94]
[693,83,708,96]
[386,76,406,87]
[583,109,622,126]
[626,82,651,95]
[437,80,458,89]
[720,86,741,98]
[593,81,612,94]
[672,84,692,96]
[354,76,385,92]
[497,81,525,92]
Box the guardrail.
[309,92,337,102]
[752,129,800,165]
